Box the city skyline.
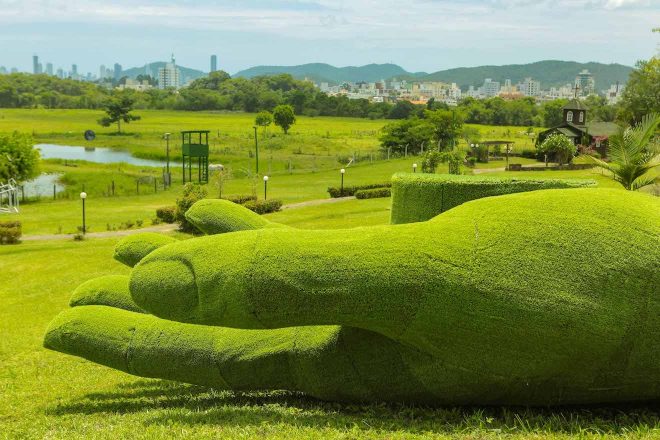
[0,0,657,75]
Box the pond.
[36,144,168,168]
[21,173,65,198]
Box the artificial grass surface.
[2,208,659,438]
[44,188,660,406]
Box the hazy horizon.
[1,0,658,75]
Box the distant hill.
[122,62,206,85]
[233,60,633,91]
[234,63,427,84]
[419,60,633,91]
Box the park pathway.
[21,196,356,241]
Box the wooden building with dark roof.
[537,99,620,157]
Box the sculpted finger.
[69,275,145,313]
[113,233,177,267]
[43,306,425,402]
[185,199,286,235]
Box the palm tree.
[587,113,659,191]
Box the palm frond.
[630,175,658,191]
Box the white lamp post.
[340,168,345,196]
[413,163,418,173]
[263,175,269,200]
[80,191,87,234]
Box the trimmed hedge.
[390,173,596,224]
[243,199,283,214]
[223,194,257,204]
[355,188,392,199]
[155,206,176,224]
[328,182,391,198]
[44,188,660,405]
[0,221,22,244]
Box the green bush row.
[155,206,176,224]
[223,194,257,205]
[390,173,596,224]
[355,188,392,199]
[243,199,283,214]
[0,220,22,244]
[328,182,392,198]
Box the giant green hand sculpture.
[44,190,660,405]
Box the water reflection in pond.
[36,144,168,168]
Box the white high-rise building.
[575,69,595,96]
[482,78,500,97]
[519,77,541,97]
[603,83,625,104]
[158,54,180,89]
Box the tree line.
[0,57,656,125]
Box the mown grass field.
[1,109,658,439]
[0,108,542,175]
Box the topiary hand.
[44,189,660,405]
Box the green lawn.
[2,109,658,438]
[0,109,544,175]
[15,157,429,235]
[2,213,659,439]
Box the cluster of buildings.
[1,54,221,92]
[319,79,463,106]
[315,69,624,106]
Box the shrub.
[176,184,208,233]
[0,220,22,244]
[390,173,596,224]
[243,199,283,214]
[156,206,176,223]
[538,133,578,165]
[355,188,392,199]
[223,194,257,205]
[328,182,392,198]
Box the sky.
[0,0,658,75]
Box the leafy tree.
[255,111,273,128]
[586,113,659,191]
[542,99,568,127]
[388,100,416,119]
[620,58,660,123]
[0,132,40,183]
[379,119,433,155]
[461,126,481,145]
[441,149,466,175]
[98,92,141,133]
[538,134,577,165]
[272,105,296,134]
[421,151,443,173]
[188,71,231,90]
[425,109,464,151]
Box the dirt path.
[281,196,355,210]
[471,167,506,174]
[21,196,357,241]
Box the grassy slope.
[2,213,658,439]
[0,109,542,171]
